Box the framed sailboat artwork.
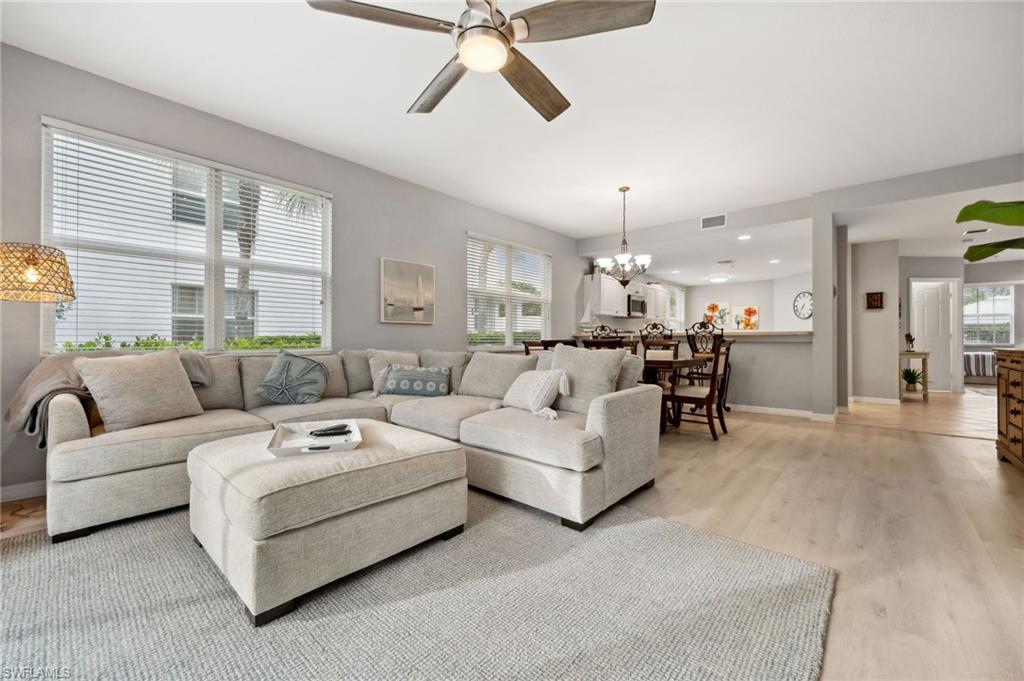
[380,258,435,324]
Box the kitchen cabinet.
[584,273,628,317]
[645,286,668,319]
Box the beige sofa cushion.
[73,349,204,432]
[349,391,421,417]
[248,397,386,426]
[616,354,644,391]
[187,420,466,540]
[460,407,602,472]
[390,395,501,440]
[551,345,626,415]
[458,352,538,399]
[320,355,348,398]
[49,409,271,482]
[193,355,244,411]
[418,350,471,393]
[340,350,373,394]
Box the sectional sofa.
[44,348,662,541]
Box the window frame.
[465,232,552,349]
[40,117,333,355]
[963,283,1015,346]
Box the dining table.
[641,356,707,386]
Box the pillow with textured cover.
[256,350,329,405]
[458,352,538,399]
[368,349,420,395]
[73,348,203,432]
[380,365,450,397]
[551,344,626,414]
[502,369,568,420]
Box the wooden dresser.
[996,348,1024,470]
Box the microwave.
[627,294,647,317]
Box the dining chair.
[663,333,726,440]
[581,337,625,350]
[522,340,543,355]
[540,338,579,351]
[643,338,682,392]
[591,324,616,338]
[639,321,672,342]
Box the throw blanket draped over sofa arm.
[46,393,91,451]
[585,384,662,506]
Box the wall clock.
[793,291,813,320]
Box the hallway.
[839,390,998,441]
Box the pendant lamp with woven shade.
[0,242,76,303]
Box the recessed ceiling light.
[707,275,732,284]
[963,227,991,235]
[671,270,680,274]
[737,235,751,241]
[769,259,780,264]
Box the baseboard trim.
[850,396,901,406]
[809,410,837,423]
[729,404,813,419]
[1,480,46,502]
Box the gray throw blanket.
[5,350,211,450]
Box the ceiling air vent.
[700,214,727,231]
[963,227,991,235]
[716,259,734,265]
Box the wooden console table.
[899,350,929,403]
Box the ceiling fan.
[307,0,656,121]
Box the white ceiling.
[3,1,1022,238]
[841,182,1024,262]
[644,219,812,287]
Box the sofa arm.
[46,393,91,451]
[585,384,662,507]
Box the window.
[963,285,1014,345]
[466,234,551,348]
[42,121,331,353]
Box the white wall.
[684,273,812,332]
[772,272,814,331]
[850,240,900,401]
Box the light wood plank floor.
[839,391,998,441]
[3,411,1022,678]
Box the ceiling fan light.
[457,28,509,73]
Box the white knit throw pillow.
[502,369,569,419]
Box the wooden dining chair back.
[643,339,682,391]
[664,333,726,440]
[522,340,543,355]
[540,339,579,351]
[639,322,672,342]
[581,337,625,350]
[591,324,616,338]
[685,320,723,355]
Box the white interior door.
[911,281,952,391]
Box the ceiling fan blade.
[306,0,455,34]
[511,0,655,43]
[499,48,570,122]
[408,56,468,113]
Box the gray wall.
[850,240,900,400]
[0,45,588,488]
[725,337,813,412]
[684,272,812,332]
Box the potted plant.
[902,368,923,392]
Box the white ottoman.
[187,419,467,625]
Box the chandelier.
[594,186,651,288]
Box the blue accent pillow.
[256,350,329,405]
[381,365,450,397]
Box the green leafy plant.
[902,368,922,385]
[956,201,1024,261]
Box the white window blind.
[963,284,1014,345]
[42,122,331,353]
[466,234,551,348]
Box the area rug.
[1,492,835,680]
